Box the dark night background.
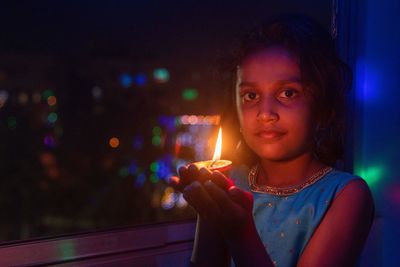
[0,1,331,242]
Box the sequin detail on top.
[248,165,333,196]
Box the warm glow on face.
[212,127,222,161]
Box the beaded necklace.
[248,164,333,196]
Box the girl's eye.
[242,92,260,102]
[278,89,299,99]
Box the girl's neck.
[258,153,327,187]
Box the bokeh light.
[128,161,138,175]
[152,135,162,146]
[161,187,177,210]
[47,96,57,106]
[42,90,54,100]
[153,68,170,83]
[134,73,147,86]
[150,162,159,173]
[179,115,220,125]
[109,137,120,148]
[187,115,198,125]
[119,73,133,88]
[47,112,58,123]
[150,173,159,183]
[176,193,188,208]
[92,86,102,99]
[44,135,56,148]
[182,88,198,101]
[0,90,9,108]
[158,115,176,131]
[134,173,146,187]
[152,126,162,136]
[18,93,29,105]
[32,92,41,104]
[354,164,385,187]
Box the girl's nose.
[257,98,279,122]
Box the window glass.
[0,1,331,242]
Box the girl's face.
[236,47,315,162]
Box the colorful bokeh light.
[150,162,159,173]
[179,115,220,125]
[47,112,58,123]
[44,135,56,148]
[42,90,55,100]
[0,90,9,108]
[152,135,162,146]
[109,137,120,148]
[119,73,133,88]
[153,68,170,83]
[32,92,41,104]
[47,96,57,106]
[134,73,147,86]
[354,164,385,187]
[182,88,198,101]
[134,173,146,187]
[18,93,29,105]
[92,86,102,99]
[161,187,177,210]
[152,126,162,136]
[150,173,159,183]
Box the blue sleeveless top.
[231,167,362,267]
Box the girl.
[170,14,374,267]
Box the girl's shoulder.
[314,168,366,197]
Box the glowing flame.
[212,127,222,161]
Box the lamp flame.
[212,127,222,161]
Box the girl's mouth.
[254,128,286,141]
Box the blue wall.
[351,0,400,266]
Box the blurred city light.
[153,68,170,83]
[109,137,120,148]
[18,92,29,105]
[119,73,133,88]
[47,112,58,123]
[182,88,198,101]
[0,90,9,108]
[134,73,147,86]
[47,96,57,106]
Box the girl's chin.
[254,148,303,162]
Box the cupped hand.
[168,163,233,192]
[168,164,254,237]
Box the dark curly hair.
[220,14,352,167]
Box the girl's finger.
[198,167,212,183]
[178,165,194,186]
[204,180,241,216]
[210,171,234,191]
[183,181,220,220]
[167,176,183,192]
[187,163,199,178]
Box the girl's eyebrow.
[238,77,302,88]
